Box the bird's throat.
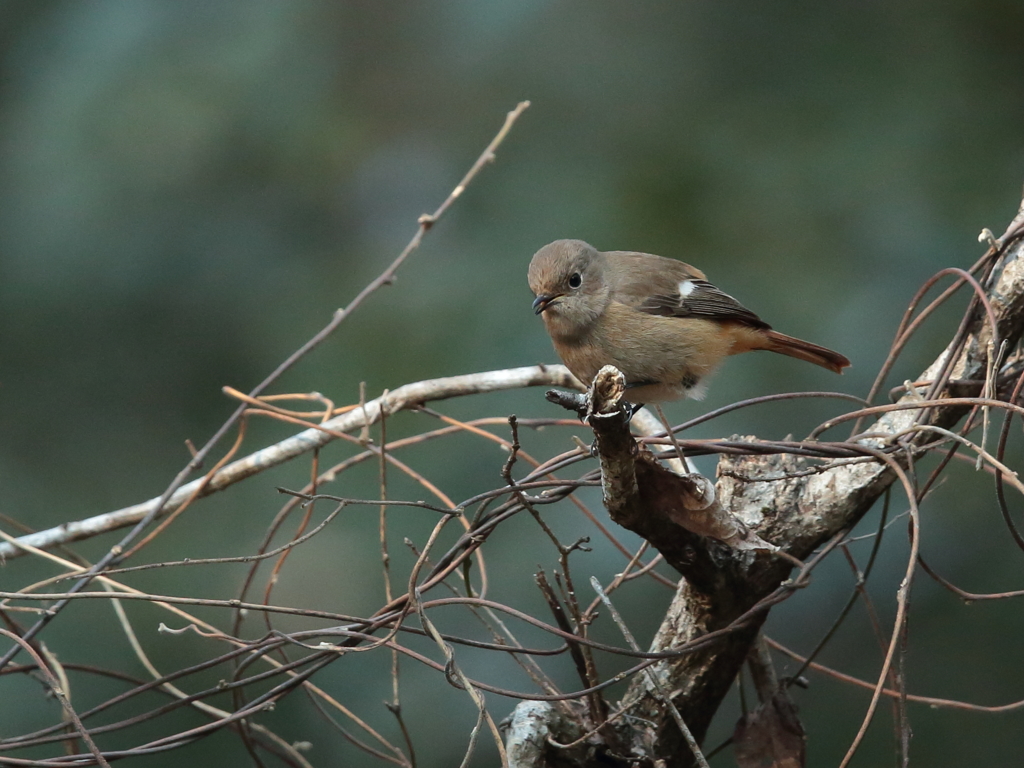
[542,309,595,344]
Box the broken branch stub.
[548,365,776,582]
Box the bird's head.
[527,239,609,337]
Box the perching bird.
[528,239,849,404]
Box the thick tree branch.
[629,206,1024,767]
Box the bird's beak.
[532,294,561,314]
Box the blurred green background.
[2,1,1024,766]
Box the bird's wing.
[605,251,770,329]
[637,279,769,328]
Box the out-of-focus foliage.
[2,2,1023,766]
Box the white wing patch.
[678,279,696,298]
[685,380,708,400]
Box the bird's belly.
[557,308,733,402]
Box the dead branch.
[0,365,579,560]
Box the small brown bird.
[528,239,849,404]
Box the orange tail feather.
[761,330,850,373]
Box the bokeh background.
[2,1,1024,766]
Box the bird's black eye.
[568,272,582,289]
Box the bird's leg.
[653,404,687,467]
